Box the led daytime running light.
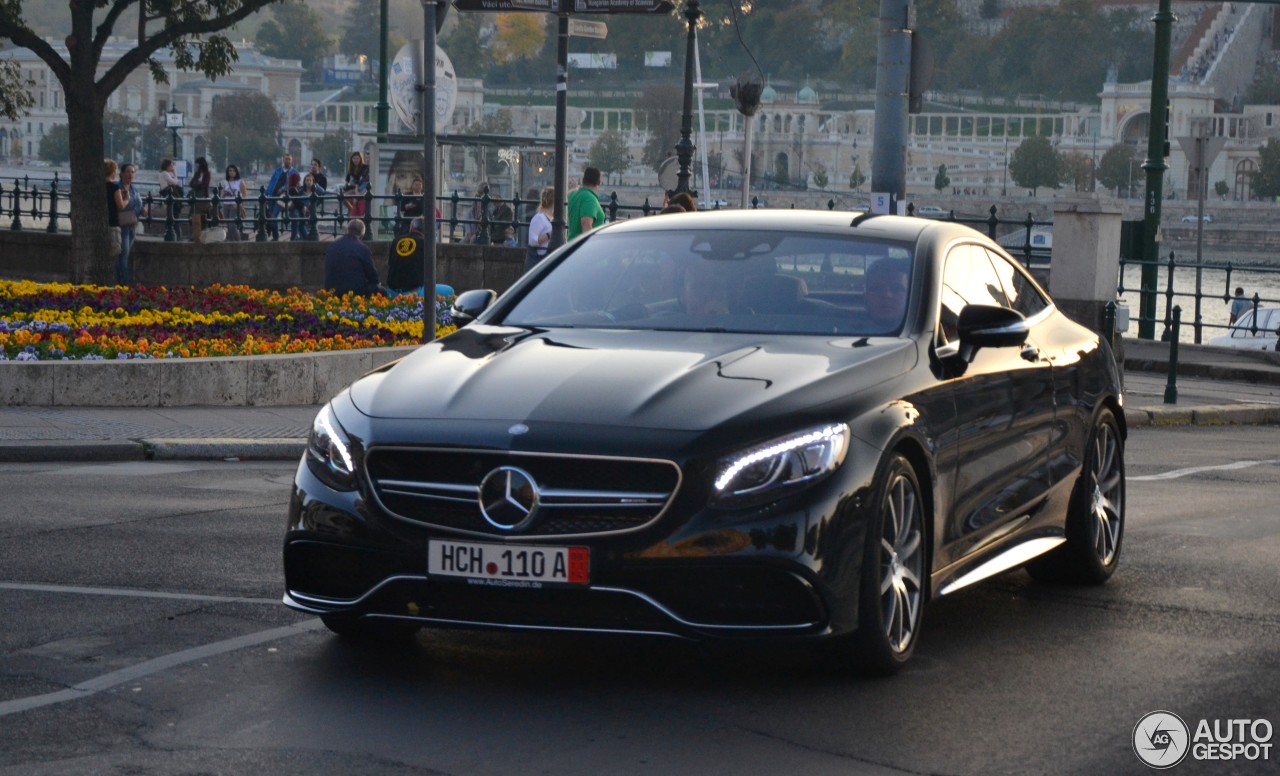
[715,423,847,492]
[317,405,354,474]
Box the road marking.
[0,619,324,718]
[0,581,278,605]
[1130,459,1280,481]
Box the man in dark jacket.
[324,219,384,296]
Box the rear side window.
[985,248,1048,319]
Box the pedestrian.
[221,164,246,241]
[525,186,554,272]
[341,151,370,219]
[105,159,123,274]
[1229,286,1250,325]
[287,172,308,240]
[398,178,425,236]
[265,152,299,240]
[324,219,385,297]
[386,217,456,299]
[489,194,514,245]
[188,156,212,243]
[115,163,145,284]
[464,182,489,244]
[158,158,183,228]
[309,158,328,191]
[567,166,605,240]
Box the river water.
[1117,252,1280,339]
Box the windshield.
[502,229,915,336]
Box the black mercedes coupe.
[283,210,1126,674]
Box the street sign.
[572,0,675,13]
[452,0,553,12]
[569,19,608,38]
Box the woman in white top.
[525,186,555,272]
[220,164,246,240]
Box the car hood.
[349,325,917,431]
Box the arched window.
[1235,159,1255,201]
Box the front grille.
[364,447,682,539]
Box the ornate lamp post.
[165,107,184,161]
[673,0,701,195]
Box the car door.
[933,243,1057,568]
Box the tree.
[1250,138,1280,200]
[139,118,169,171]
[102,111,140,163]
[1214,180,1230,199]
[340,1,405,62]
[1008,135,1060,195]
[208,92,281,172]
[810,161,829,190]
[634,84,682,173]
[933,164,951,192]
[1058,151,1092,192]
[588,130,629,185]
[0,0,286,284]
[0,59,34,121]
[256,0,336,72]
[849,160,867,191]
[1097,143,1138,197]
[312,130,354,178]
[490,14,546,65]
[39,124,70,165]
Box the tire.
[1027,407,1125,585]
[848,453,927,676]
[321,613,421,642]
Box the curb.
[143,438,307,461]
[0,440,148,463]
[1124,358,1280,387]
[1123,403,1280,428]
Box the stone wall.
[0,233,527,295]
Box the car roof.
[594,209,940,242]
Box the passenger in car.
[681,263,731,315]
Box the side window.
[938,244,1008,344]
[986,248,1049,319]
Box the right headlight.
[306,403,357,491]
[711,423,850,508]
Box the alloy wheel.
[1088,421,1124,567]
[879,471,924,654]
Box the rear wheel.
[321,613,421,642]
[849,454,926,675]
[1027,408,1125,585]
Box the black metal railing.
[1119,251,1280,344]
[0,175,1054,265]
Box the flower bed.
[0,280,456,361]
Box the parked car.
[283,210,1126,674]
[699,197,731,210]
[1180,213,1213,223]
[914,205,950,218]
[1207,306,1280,350]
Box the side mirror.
[956,304,1028,361]
[451,289,497,326]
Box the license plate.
[428,540,589,587]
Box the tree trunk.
[64,7,110,286]
[67,84,109,285]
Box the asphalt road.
[0,426,1276,775]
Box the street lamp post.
[108,130,115,162]
[673,0,701,196]
[165,107,183,161]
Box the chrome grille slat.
[364,446,682,539]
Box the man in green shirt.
[566,166,606,240]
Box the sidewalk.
[0,338,1277,463]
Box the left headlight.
[711,423,850,508]
[306,403,357,491]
